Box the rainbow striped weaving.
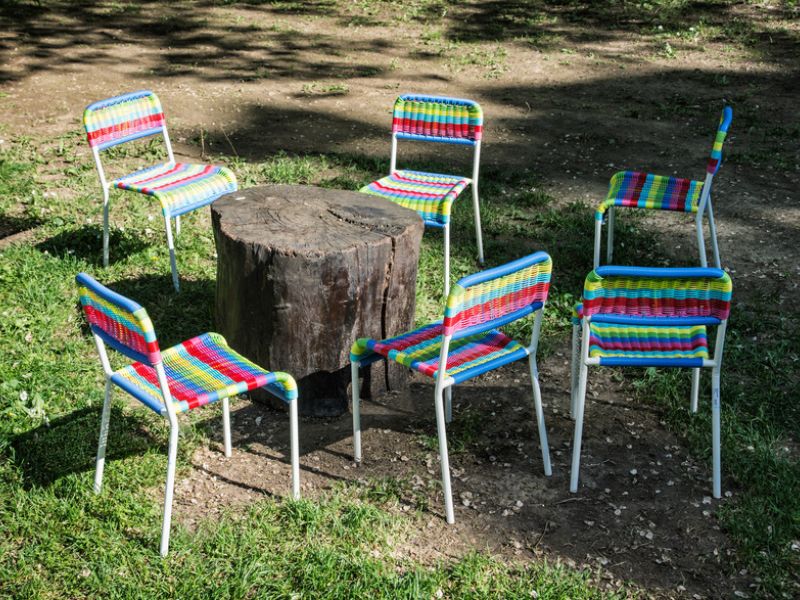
[444,252,552,336]
[392,95,483,145]
[114,162,238,217]
[77,273,297,414]
[351,252,551,383]
[112,332,297,415]
[351,324,527,385]
[707,106,733,175]
[588,322,709,362]
[596,171,704,219]
[84,90,166,150]
[77,272,161,365]
[581,267,732,321]
[360,170,469,226]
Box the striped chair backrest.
[83,90,166,151]
[581,266,732,322]
[706,106,733,175]
[392,95,483,146]
[443,252,552,338]
[76,273,162,365]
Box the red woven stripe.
[444,282,550,332]
[583,296,729,319]
[84,305,156,357]
[377,325,441,352]
[87,113,165,146]
[707,158,720,174]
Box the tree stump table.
[211,184,424,417]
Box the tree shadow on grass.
[11,406,156,489]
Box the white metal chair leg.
[351,362,362,462]
[570,324,580,419]
[690,368,701,413]
[94,379,113,493]
[445,386,453,424]
[164,215,180,292]
[695,212,709,268]
[471,184,484,264]
[175,215,181,237]
[569,361,589,493]
[434,383,455,523]
[529,357,552,476]
[593,217,603,269]
[102,190,110,268]
[706,200,721,269]
[606,207,615,264]
[443,224,451,297]
[222,397,232,457]
[159,420,179,557]
[711,369,722,498]
[289,397,300,499]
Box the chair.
[593,106,733,270]
[569,266,732,498]
[83,90,238,292]
[360,94,485,295]
[76,272,299,556]
[350,252,553,523]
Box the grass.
[0,134,638,598]
[2,117,797,597]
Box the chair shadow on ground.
[0,214,42,241]
[36,224,150,266]
[11,406,157,490]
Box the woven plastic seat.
[594,107,732,270]
[352,324,527,385]
[83,90,238,291]
[569,266,732,498]
[76,273,299,556]
[360,170,469,228]
[360,95,485,294]
[113,332,296,415]
[113,162,237,218]
[350,252,553,524]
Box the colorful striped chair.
[594,106,733,270]
[569,266,732,498]
[360,95,485,295]
[83,90,238,292]
[76,273,299,556]
[350,252,553,523]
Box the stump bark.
[212,184,423,416]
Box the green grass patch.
[1,123,797,596]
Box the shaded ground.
[2,1,798,598]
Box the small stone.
[702,496,712,504]
[630,469,638,476]
[80,568,91,578]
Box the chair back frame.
[388,94,482,190]
[76,272,178,422]
[436,252,552,386]
[578,266,732,368]
[84,90,177,194]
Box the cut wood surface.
[212,184,423,416]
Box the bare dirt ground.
[2,2,798,598]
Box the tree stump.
[212,184,423,417]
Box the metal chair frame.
[77,273,299,556]
[350,252,553,523]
